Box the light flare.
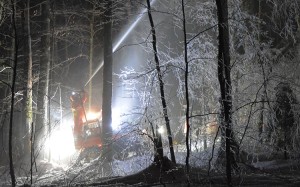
[83,111,102,122]
[158,126,165,134]
[45,120,76,163]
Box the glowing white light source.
[83,111,102,122]
[45,120,76,163]
[158,126,164,134]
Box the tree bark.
[181,0,191,181]
[9,0,17,185]
[102,0,113,162]
[36,0,51,159]
[146,0,176,164]
[21,0,32,158]
[215,0,237,186]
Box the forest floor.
[1,152,300,186]
[77,157,300,186]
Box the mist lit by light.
[85,0,157,87]
[45,120,76,163]
[112,107,121,131]
[112,0,157,52]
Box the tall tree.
[35,0,51,159]
[215,0,238,186]
[20,0,32,158]
[146,0,176,164]
[9,0,17,185]
[102,0,113,161]
[181,0,190,180]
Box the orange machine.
[70,90,102,150]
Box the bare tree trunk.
[36,0,51,159]
[19,0,28,160]
[24,0,33,158]
[146,0,176,164]
[9,0,17,185]
[102,0,113,162]
[215,0,237,186]
[181,0,191,182]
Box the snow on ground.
[2,144,300,186]
[6,154,154,186]
[0,149,211,186]
[252,159,300,170]
[32,147,218,185]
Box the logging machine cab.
[70,90,102,150]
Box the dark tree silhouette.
[215,0,238,186]
[102,0,113,162]
[146,0,176,164]
[181,0,191,181]
[9,0,17,185]
[273,82,297,159]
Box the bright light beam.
[85,0,157,87]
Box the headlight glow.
[83,111,102,122]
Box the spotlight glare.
[45,120,76,163]
[158,126,164,134]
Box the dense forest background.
[1,0,300,186]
